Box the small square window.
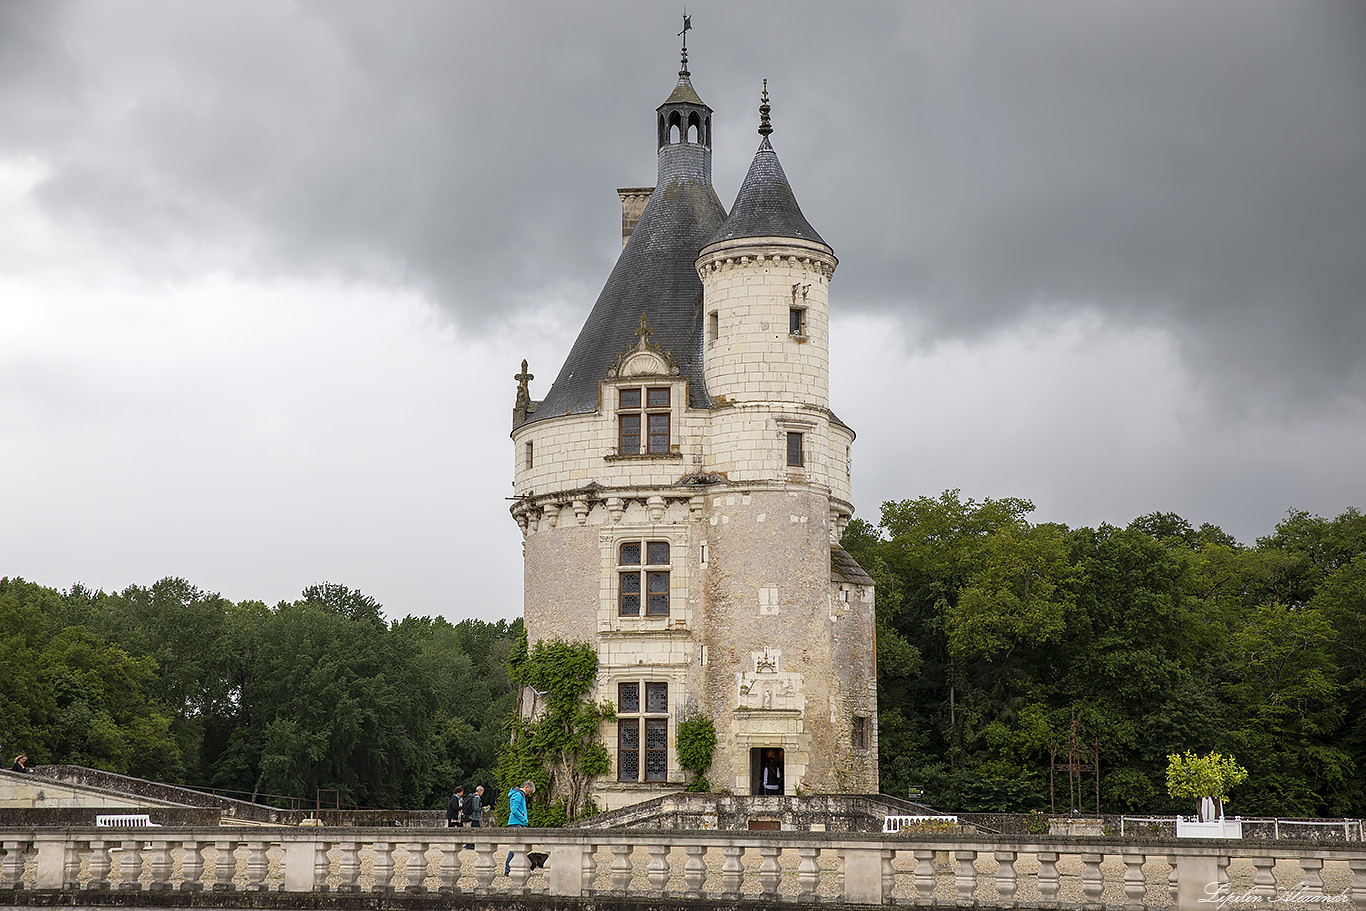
[647,387,670,408]
[708,311,719,344]
[620,388,641,409]
[853,716,869,750]
[787,432,804,468]
[646,541,669,565]
[620,542,641,565]
[524,441,533,470]
[789,308,806,336]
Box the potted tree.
[1166,751,1247,838]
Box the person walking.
[462,784,483,850]
[447,786,464,828]
[504,780,534,875]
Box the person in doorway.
[504,780,535,875]
[762,753,782,795]
[447,786,464,828]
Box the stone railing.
[2,826,1365,908]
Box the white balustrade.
[0,825,1363,907]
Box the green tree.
[1166,751,1248,819]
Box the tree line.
[0,578,519,811]
[841,492,1366,818]
[3,493,1362,818]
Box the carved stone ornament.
[606,314,681,378]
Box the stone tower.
[511,34,876,812]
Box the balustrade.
[0,826,1364,907]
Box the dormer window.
[618,386,671,455]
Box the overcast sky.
[3,1,1364,623]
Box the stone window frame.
[601,525,689,632]
[613,384,675,457]
[616,680,669,782]
[617,539,671,617]
[852,715,869,751]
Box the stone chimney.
[617,187,653,249]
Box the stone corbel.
[647,495,667,523]
[607,497,625,525]
[543,503,561,529]
[689,495,704,520]
[573,499,589,525]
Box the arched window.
[667,111,682,145]
[687,112,701,143]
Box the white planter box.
[1176,816,1243,839]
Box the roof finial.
[678,13,691,77]
[758,79,772,137]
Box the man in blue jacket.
[504,780,535,875]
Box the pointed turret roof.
[708,84,827,248]
[518,34,725,429]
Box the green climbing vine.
[496,632,613,824]
[676,712,717,792]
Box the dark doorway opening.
[749,747,785,796]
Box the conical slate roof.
[708,136,826,247]
[521,163,725,428]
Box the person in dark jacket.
[447,786,464,827]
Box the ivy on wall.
[677,712,717,792]
[496,632,613,824]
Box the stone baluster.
[146,839,174,891]
[1251,856,1277,899]
[994,850,1018,904]
[401,841,427,893]
[1080,852,1105,910]
[243,840,270,891]
[212,840,237,891]
[335,841,361,893]
[721,844,745,898]
[797,846,821,900]
[1348,857,1366,910]
[0,838,28,889]
[1298,858,1324,901]
[507,839,532,892]
[472,842,497,892]
[118,837,143,890]
[647,843,671,894]
[1037,851,1061,907]
[180,840,205,891]
[580,842,598,895]
[758,844,782,898]
[62,840,83,890]
[954,850,978,905]
[371,841,394,892]
[1166,855,1179,908]
[87,839,112,890]
[313,842,333,892]
[610,844,634,893]
[882,848,897,900]
[1217,855,1232,903]
[683,844,707,897]
[913,849,937,906]
[435,841,458,892]
[1121,853,1147,909]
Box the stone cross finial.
[514,359,534,413]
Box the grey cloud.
[8,1,1365,409]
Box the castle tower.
[511,33,876,811]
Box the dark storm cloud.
[7,1,1364,408]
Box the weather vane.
[678,12,691,75]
